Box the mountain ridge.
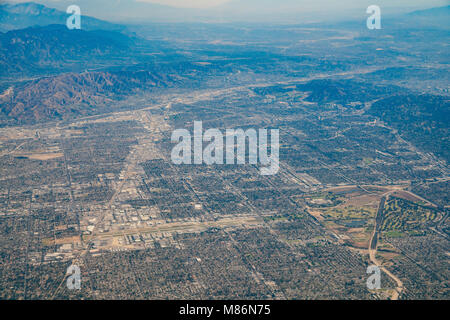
[0,24,144,78]
[0,2,124,32]
[0,69,179,124]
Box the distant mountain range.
[408,4,450,17]
[5,1,448,24]
[2,2,449,26]
[0,24,140,78]
[0,2,124,32]
[1,2,449,126]
[0,69,180,124]
[403,5,450,28]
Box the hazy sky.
[136,0,230,8]
[11,0,450,9]
[7,0,450,22]
[137,0,448,9]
